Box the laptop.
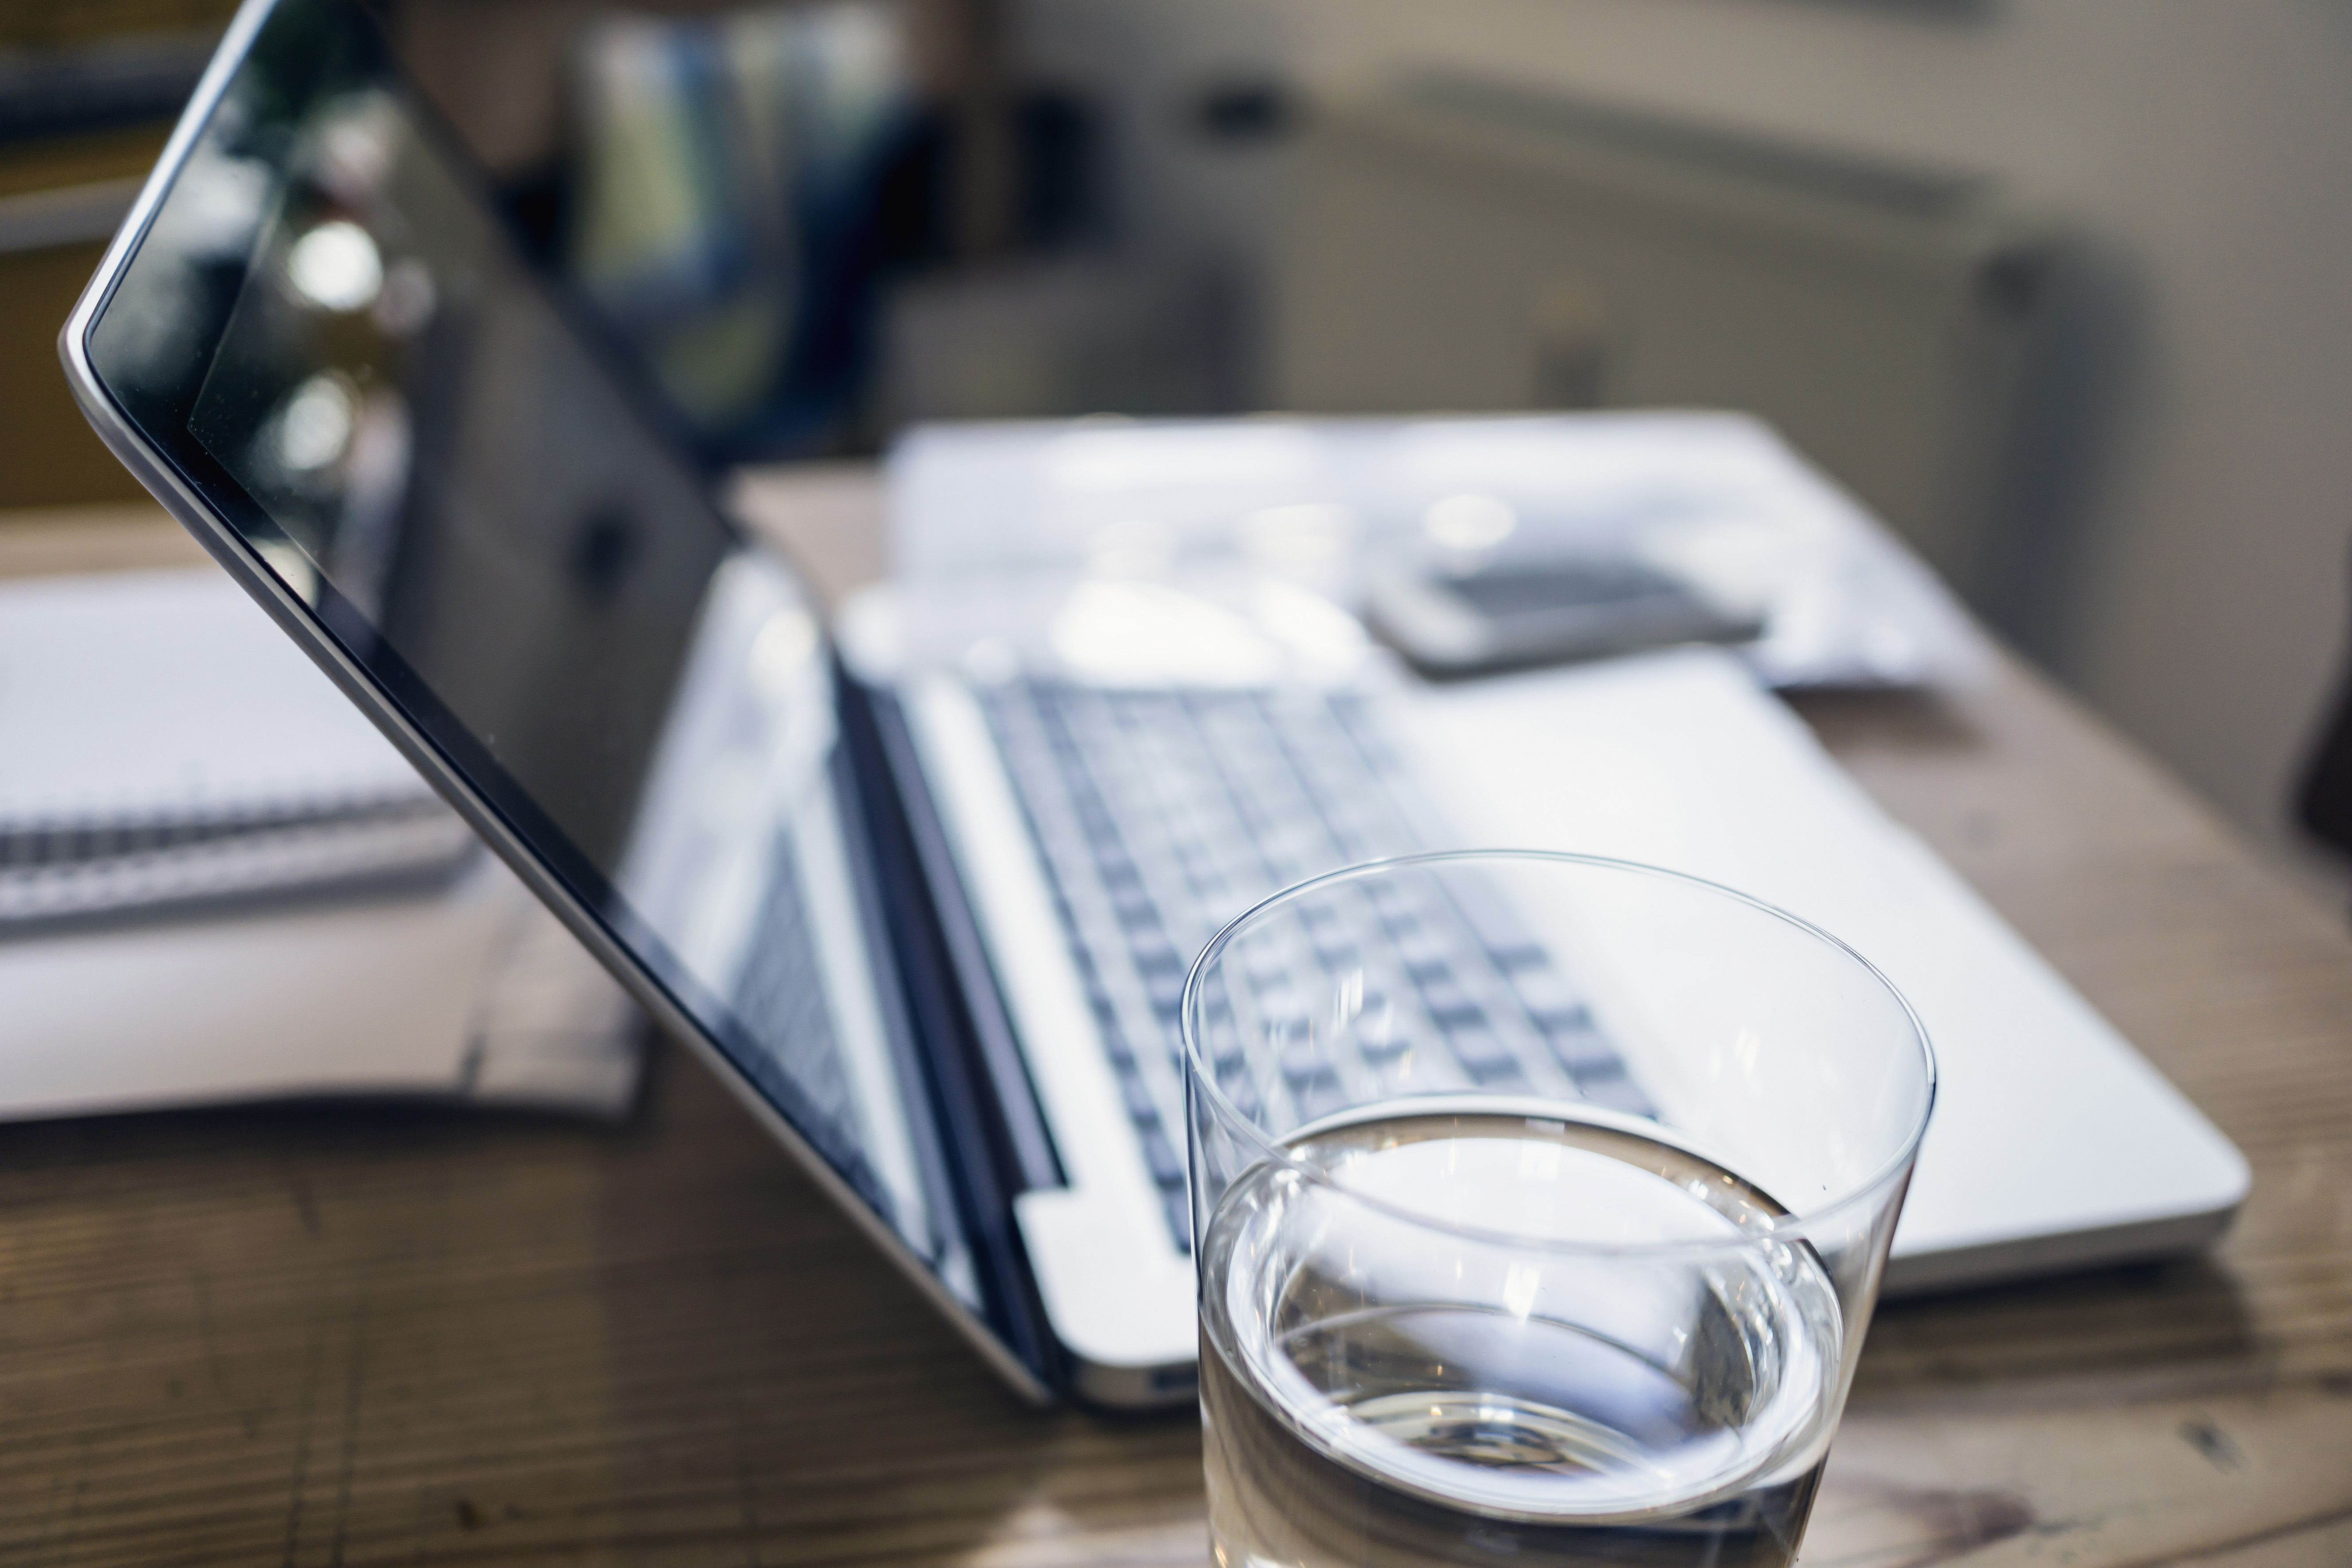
[62,0,2247,1408]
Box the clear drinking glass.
[1182,851,1934,1568]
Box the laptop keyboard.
[734,831,897,1229]
[974,677,1652,1250]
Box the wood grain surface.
[2,489,2349,1566]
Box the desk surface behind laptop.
[2,474,2349,1567]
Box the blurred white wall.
[1215,0,2348,879]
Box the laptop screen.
[81,0,1002,1348]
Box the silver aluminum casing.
[56,0,1054,1408]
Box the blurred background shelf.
[7,0,2351,898]
[0,4,231,509]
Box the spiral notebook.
[0,569,647,1119]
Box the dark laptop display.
[75,0,1051,1391]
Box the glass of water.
[1182,850,1933,1568]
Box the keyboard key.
[1446,1021,1522,1084]
[1254,986,1306,1029]
[1144,967,1186,1016]
[1395,925,1451,977]
[1206,1054,1241,1090]
[1544,1021,1622,1076]
[1220,1074,1262,1119]
[1287,1067,1348,1122]
[1508,963,1582,1013]
[1117,1068,1160,1127]
[1140,1126,1186,1187]
[1416,975,1485,1029]
[1532,998,1598,1034]
[1576,1063,1656,1116]
[1165,1188,1193,1252]
[1449,886,1550,969]
[1241,942,1290,983]
[1278,1039,1332,1081]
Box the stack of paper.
[887,411,1993,690]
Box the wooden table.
[3,483,2349,1567]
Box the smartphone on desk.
[1365,553,1766,678]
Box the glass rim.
[1180,848,1940,1260]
